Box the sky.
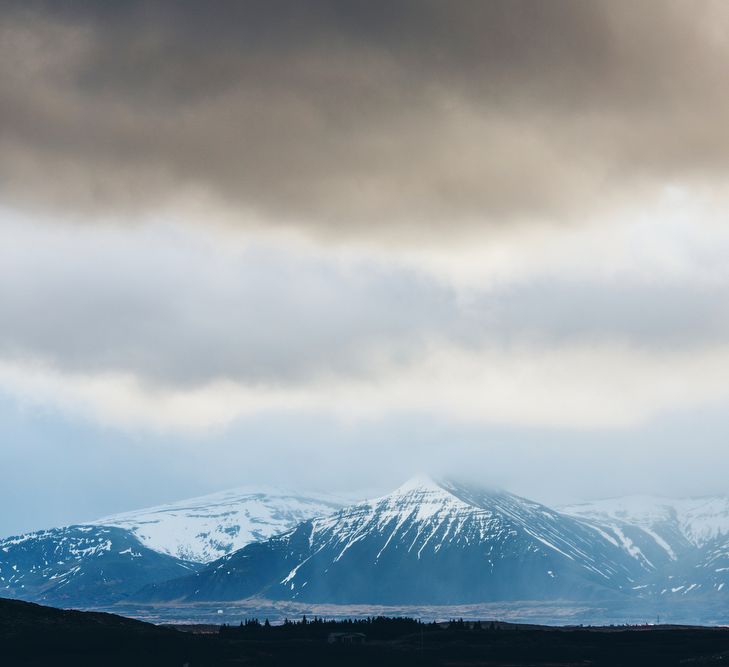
[2,1,729,536]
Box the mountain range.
[138,477,728,606]
[2,477,728,618]
[0,487,342,606]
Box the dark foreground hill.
[3,596,729,666]
[0,596,230,666]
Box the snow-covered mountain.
[138,476,657,604]
[4,480,728,611]
[0,486,345,607]
[0,525,198,607]
[561,496,729,549]
[95,486,345,563]
[561,496,729,598]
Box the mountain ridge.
[3,477,728,611]
[94,485,345,562]
[137,476,659,605]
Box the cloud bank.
[3,207,729,432]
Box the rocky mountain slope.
[0,525,198,606]
[562,496,729,599]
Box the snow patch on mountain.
[95,486,345,563]
[561,495,729,547]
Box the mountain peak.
[146,477,667,607]
[391,474,446,495]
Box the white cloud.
[386,184,729,289]
[2,186,729,434]
[3,341,729,433]
[0,188,729,432]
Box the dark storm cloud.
[1,1,728,235]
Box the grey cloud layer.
[0,222,458,386]
[2,1,729,235]
[2,219,728,390]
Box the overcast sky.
[2,1,729,536]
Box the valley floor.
[96,597,729,627]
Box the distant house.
[327,632,366,645]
